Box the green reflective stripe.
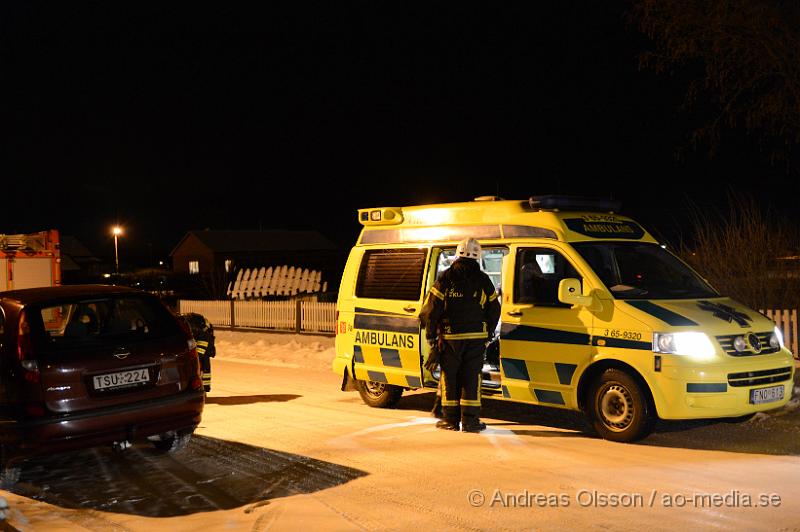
[625,301,698,327]
[501,358,530,380]
[488,292,498,302]
[379,348,402,368]
[500,323,590,345]
[443,332,487,340]
[460,399,481,407]
[196,340,209,347]
[480,291,487,307]
[354,314,419,333]
[534,389,565,405]
[367,370,387,383]
[554,363,577,385]
[430,287,445,300]
[406,375,422,388]
[687,383,727,393]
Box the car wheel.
[151,429,193,453]
[588,368,655,443]
[356,379,403,408]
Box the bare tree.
[199,267,230,300]
[679,193,800,310]
[630,0,800,168]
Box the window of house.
[356,249,427,300]
[189,261,199,275]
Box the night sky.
[3,3,797,268]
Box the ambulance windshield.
[572,242,718,300]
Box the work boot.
[461,419,487,433]
[436,419,460,431]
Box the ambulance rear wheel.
[357,380,403,408]
[588,368,654,443]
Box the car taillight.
[335,309,340,335]
[190,375,203,390]
[175,315,198,354]
[17,310,40,383]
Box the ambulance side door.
[351,247,428,388]
[499,244,593,408]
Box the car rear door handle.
[403,306,416,313]
[506,310,523,317]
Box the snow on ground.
[214,329,335,371]
[213,328,800,425]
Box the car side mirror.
[558,278,597,309]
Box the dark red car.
[0,285,205,485]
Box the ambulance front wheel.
[356,380,403,408]
[588,368,655,443]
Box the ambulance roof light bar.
[529,195,622,213]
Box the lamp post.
[112,226,123,274]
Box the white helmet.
[456,237,481,260]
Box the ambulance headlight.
[653,332,715,360]
[771,326,784,350]
[733,335,747,353]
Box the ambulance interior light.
[529,195,622,213]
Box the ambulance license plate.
[93,368,150,391]
[750,385,784,405]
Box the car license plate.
[93,368,150,391]
[750,385,784,404]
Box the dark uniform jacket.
[420,258,501,344]
[182,313,216,358]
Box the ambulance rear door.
[351,246,429,389]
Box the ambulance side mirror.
[558,278,596,309]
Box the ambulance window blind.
[356,249,427,301]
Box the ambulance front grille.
[716,332,779,356]
[727,367,792,387]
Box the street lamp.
[112,226,123,274]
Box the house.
[60,235,103,283]
[169,229,341,279]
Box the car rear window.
[36,296,179,349]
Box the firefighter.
[420,237,501,432]
[182,312,216,392]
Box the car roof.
[0,284,145,306]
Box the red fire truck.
[0,230,61,291]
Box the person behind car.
[182,312,216,392]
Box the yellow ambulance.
[332,196,795,441]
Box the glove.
[424,343,441,372]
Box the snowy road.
[2,332,800,530]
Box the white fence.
[179,299,336,334]
[762,308,799,357]
[179,300,800,354]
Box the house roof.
[60,235,101,262]
[170,230,339,256]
